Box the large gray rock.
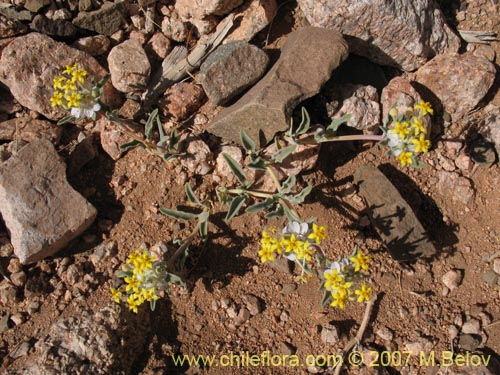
[0,139,97,264]
[353,165,436,261]
[108,39,151,94]
[0,13,28,38]
[415,53,496,121]
[208,27,348,147]
[0,33,121,121]
[73,1,127,36]
[31,14,78,37]
[200,41,269,105]
[298,0,460,71]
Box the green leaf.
[247,157,267,171]
[326,114,351,133]
[296,107,311,136]
[169,128,180,151]
[321,290,331,307]
[245,198,275,213]
[288,185,312,205]
[95,74,110,89]
[199,219,208,239]
[412,159,427,169]
[197,211,209,222]
[225,195,247,221]
[272,144,297,163]
[159,207,198,221]
[185,183,202,206]
[222,153,247,185]
[150,299,157,311]
[264,206,284,219]
[282,205,301,222]
[57,115,74,126]
[145,108,158,140]
[279,174,296,195]
[120,140,143,151]
[240,129,256,152]
[157,116,167,141]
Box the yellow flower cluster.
[322,249,372,309]
[385,100,433,167]
[50,63,103,120]
[111,249,160,314]
[258,223,327,264]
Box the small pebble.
[320,323,339,345]
[461,319,481,335]
[441,269,463,291]
[376,326,394,341]
[10,313,24,326]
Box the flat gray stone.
[73,1,126,36]
[31,14,78,37]
[353,165,436,261]
[200,41,269,105]
[208,27,348,147]
[0,139,97,264]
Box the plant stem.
[226,188,274,199]
[333,294,377,375]
[166,218,203,271]
[293,134,385,145]
[266,165,282,190]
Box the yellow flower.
[124,276,140,293]
[133,251,154,275]
[110,287,122,303]
[349,249,370,272]
[411,116,426,135]
[324,269,343,291]
[63,63,78,75]
[258,246,275,263]
[63,80,77,94]
[414,100,433,116]
[50,91,64,107]
[127,249,142,265]
[411,134,431,153]
[66,92,82,107]
[127,293,142,314]
[397,151,413,167]
[330,291,348,309]
[296,242,315,262]
[71,68,88,84]
[141,287,159,302]
[308,223,327,245]
[388,108,399,119]
[283,234,301,254]
[53,76,66,90]
[390,121,410,139]
[269,237,284,255]
[355,284,372,303]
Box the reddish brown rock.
[72,35,111,56]
[108,39,151,94]
[160,82,206,121]
[0,117,62,144]
[0,33,121,121]
[353,165,436,261]
[415,53,496,121]
[145,32,172,61]
[225,0,277,42]
[208,27,348,147]
[161,9,188,42]
[0,13,28,38]
[298,0,459,71]
[0,139,97,264]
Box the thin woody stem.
[227,189,274,199]
[166,218,203,270]
[292,134,385,145]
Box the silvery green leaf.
[167,273,184,285]
[282,204,301,222]
[412,159,427,169]
[245,198,275,213]
[95,74,110,89]
[272,144,297,163]
[222,153,247,185]
[185,183,202,205]
[197,211,209,222]
[288,185,312,204]
[150,299,157,311]
[225,195,247,221]
[240,129,256,152]
[321,290,330,307]
[159,208,198,221]
[248,158,266,170]
[57,115,74,126]
[116,270,131,278]
[169,128,180,151]
[199,219,208,239]
[279,174,296,194]
[264,206,284,219]
[157,116,167,141]
[145,108,158,139]
[326,114,351,133]
[120,140,143,151]
[296,107,311,136]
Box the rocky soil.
[0,0,500,374]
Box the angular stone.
[326,84,380,134]
[160,82,206,121]
[31,14,78,37]
[145,32,172,61]
[208,27,348,147]
[0,8,32,22]
[108,39,151,94]
[176,0,243,19]
[0,117,62,144]
[0,139,97,264]
[436,170,475,206]
[200,41,269,105]
[415,53,496,121]
[298,0,459,71]
[353,165,436,261]
[161,10,188,42]
[0,13,28,38]
[73,1,127,36]
[225,0,277,42]
[479,108,500,156]
[0,33,121,121]
[72,35,111,56]
[24,0,51,13]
